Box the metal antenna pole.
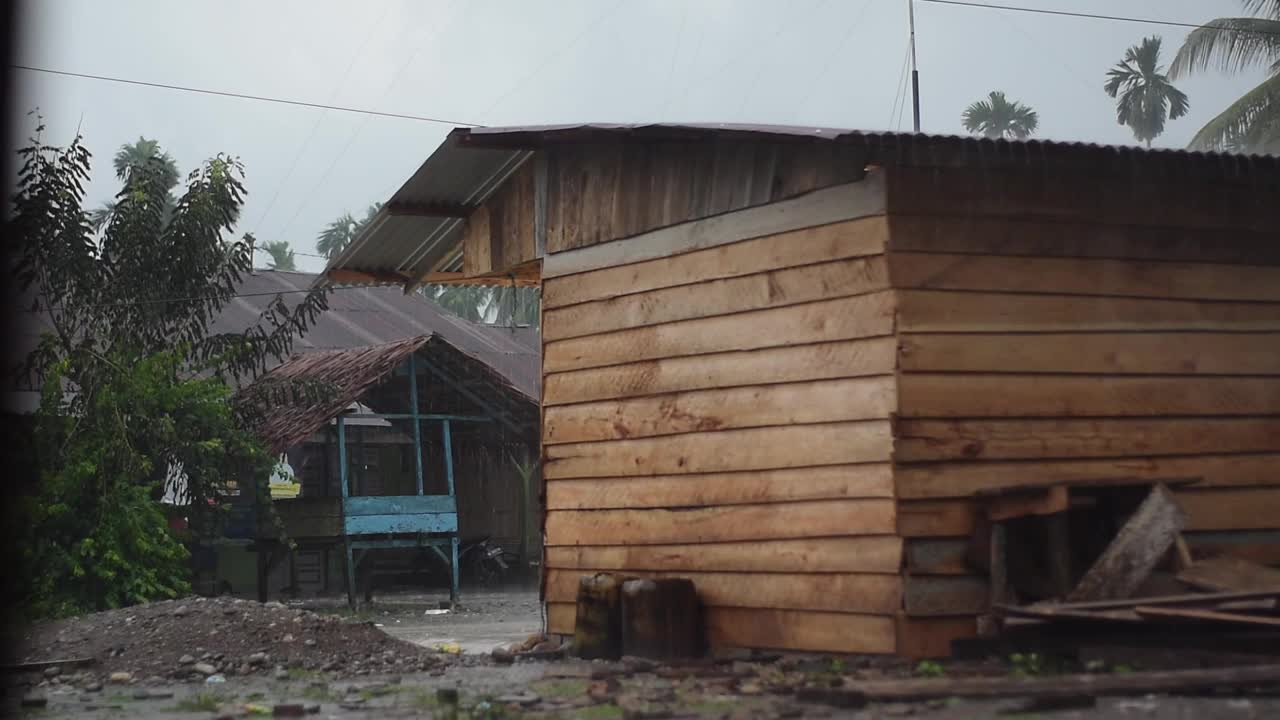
[908,0,921,133]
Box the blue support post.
[450,536,459,606]
[442,420,455,497]
[408,354,424,496]
[338,416,356,608]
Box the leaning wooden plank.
[545,536,904,574]
[545,463,893,510]
[705,607,897,654]
[1,658,95,673]
[1176,556,1280,593]
[897,290,1280,333]
[545,291,896,373]
[544,376,895,444]
[543,216,888,309]
[544,256,889,341]
[544,420,892,479]
[545,499,896,545]
[543,175,887,278]
[894,417,1280,463]
[994,605,1146,624]
[1067,484,1186,602]
[898,374,1280,418]
[899,331,1280,376]
[896,454,1280,500]
[545,569,902,614]
[844,664,1280,702]
[889,251,1280,302]
[545,337,897,406]
[1133,606,1280,628]
[887,214,1280,266]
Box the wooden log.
[898,332,1280,376]
[886,214,1280,267]
[544,255,889,341]
[544,376,895,444]
[545,536,904,574]
[1132,606,1280,628]
[985,486,1070,522]
[889,251,1280,302]
[840,664,1280,702]
[545,499,896,545]
[543,175,887,278]
[1176,556,1280,593]
[544,291,895,373]
[1067,484,1186,602]
[546,463,893,510]
[898,374,1280,418]
[893,417,1280,463]
[547,568,902,614]
[545,337,897,406]
[897,290,1280,333]
[542,216,888,309]
[621,578,703,659]
[544,420,892,479]
[574,573,626,660]
[896,454,1280,500]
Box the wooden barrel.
[621,577,703,659]
[573,572,625,659]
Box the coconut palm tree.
[261,240,297,271]
[89,137,181,231]
[1171,1,1280,153]
[1105,36,1190,147]
[315,203,383,259]
[961,91,1040,140]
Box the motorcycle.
[460,536,520,586]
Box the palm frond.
[1170,17,1280,78]
[1188,73,1280,152]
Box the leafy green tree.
[961,91,1040,140]
[1106,36,1190,147]
[261,239,297,271]
[10,121,329,615]
[1171,1,1280,153]
[423,283,541,329]
[316,202,382,259]
[88,137,181,232]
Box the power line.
[11,64,484,127]
[917,0,1280,37]
[253,247,328,260]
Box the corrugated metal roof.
[218,270,540,400]
[324,123,1279,286]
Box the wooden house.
[322,124,1280,656]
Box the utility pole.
[908,0,921,133]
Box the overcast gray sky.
[12,0,1264,273]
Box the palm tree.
[316,202,383,259]
[90,137,181,231]
[1105,36,1190,147]
[1171,1,1280,153]
[261,240,297,271]
[961,91,1040,140]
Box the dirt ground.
[6,590,1280,719]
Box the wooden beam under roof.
[385,201,473,218]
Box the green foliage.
[10,120,329,617]
[961,91,1040,140]
[261,239,297,271]
[1170,1,1280,153]
[423,283,541,330]
[170,692,227,712]
[315,203,382,259]
[1105,36,1190,146]
[1008,652,1045,678]
[914,659,946,678]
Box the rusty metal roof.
[323,123,1280,287]
[248,334,538,454]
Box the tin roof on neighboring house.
[246,334,537,455]
[324,123,1280,287]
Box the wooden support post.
[1046,511,1073,598]
[408,354,425,496]
[442,420,455,497]
[338,415,356,609]
[450,536,460,606]
[344,540,357,609]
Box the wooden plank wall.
[885,165,1280,648]
[540,174,907,654]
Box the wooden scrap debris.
[1177,555,1280,593]
[1066,483,1186,602]
[1132,606,1280,628]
